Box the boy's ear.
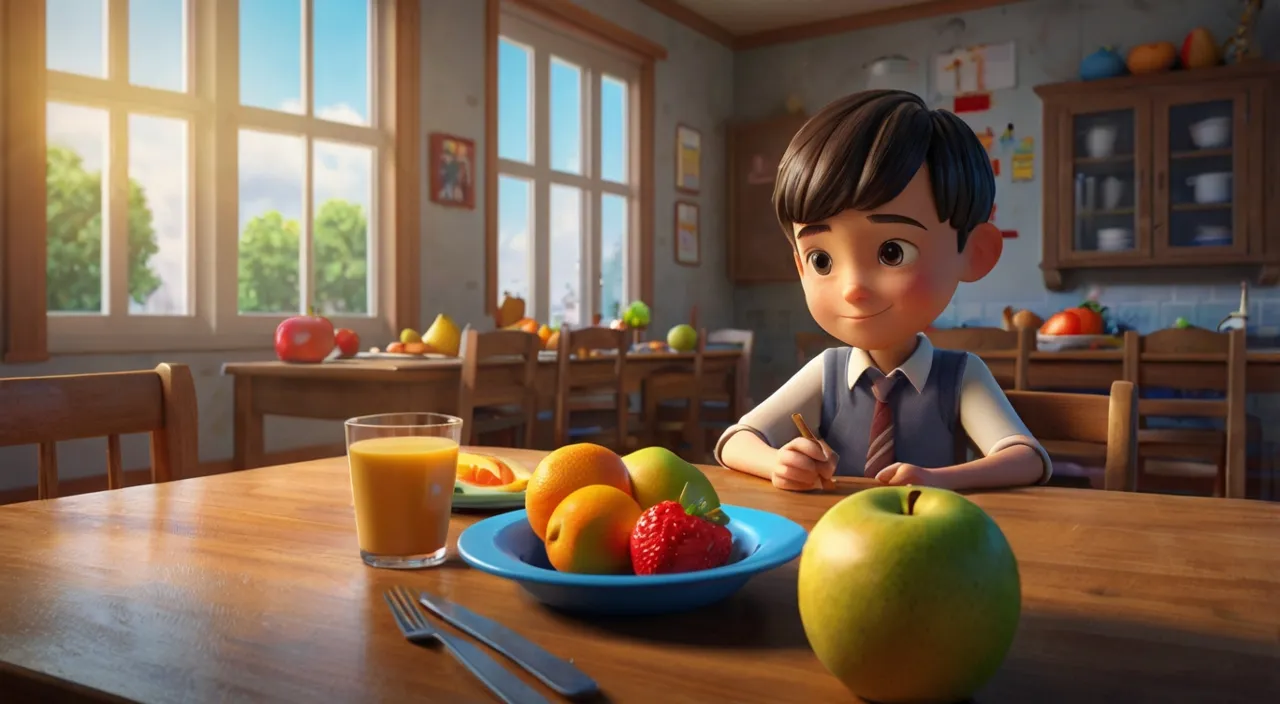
[961,222,1002,283]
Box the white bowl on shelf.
[1097,227,1133,252]
[1189,117,1230,149]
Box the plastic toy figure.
[715,90,1051,492]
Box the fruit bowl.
[457,505,806,616]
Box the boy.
[716,90,1051,492]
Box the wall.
[731,0,1280,398]
[0,0,736,491]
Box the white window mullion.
[213,0,240,329]
[585,68,601,323]
[532,49,551,323]
[299,0,315,314]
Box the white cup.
[1086,125,1118,158]
[1102,176,1125,210]
[1187,172,1232,204]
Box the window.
[29,0,408,354]
[495,10,641,326]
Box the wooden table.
[1,449,1277,703]
[223,349,743,470]
[978,348,1280,392]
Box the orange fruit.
[525,443,633,541]
[544,485,641,574]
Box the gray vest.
[818,346,968,476]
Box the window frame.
[495,11,639,326]
[1,0,421,360]
[484,0,662,327]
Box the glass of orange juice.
[344,412,463,569]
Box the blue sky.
[496,36,629,323]
[45,0,373,315]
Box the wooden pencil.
[791,413,836,491]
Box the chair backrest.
[794,331,839,367]
[928,326,1033,390]
[0,363,199,499]
[707,328,755,418]
[1004,380,1138,491]
[554,326,630,448]
[457,327,542,447]
[1122,327,1247,497]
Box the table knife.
[418,590,599,700]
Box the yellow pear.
[422,314,461,356]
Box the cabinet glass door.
[1153,91,1248,256]
[1060,103,1148,261]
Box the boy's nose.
[842,282,871,303]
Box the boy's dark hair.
[773,90,994,251]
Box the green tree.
[237,199,369,314]
[45,145,162,312]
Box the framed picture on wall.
[675,124,701,193]
[674,201,700,266]
[428,132,476,209]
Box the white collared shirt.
[715,333,1053,483]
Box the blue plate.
[456,505,807,616]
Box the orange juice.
[347,435,459,557]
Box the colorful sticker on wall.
[999,123,1016,151]
[977,126,996,152]
[953,93,992,114]
[991,158,1001,177]
[1011,136,1036,182]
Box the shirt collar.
[845,333,934,393]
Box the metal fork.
[383,585,549,704]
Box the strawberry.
[629,486,732,575]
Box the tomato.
[1040,310,1083,336]
[334,328,360,357]
[1072,307,1105,335]
[274,314,336,363]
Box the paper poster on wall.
[1011,137,1036,182]
[936,42,1016,97]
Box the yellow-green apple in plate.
[798,486,1020,703]
[621,446,727,525]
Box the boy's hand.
[875,463,948,489]
[773,437,838,491]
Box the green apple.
[622,446,727,525]
[798,486,1020,703]
[1174,317,1191,329]
[666,324,698,352]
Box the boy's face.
[791,167,997,352]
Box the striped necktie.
[864,372,904,477]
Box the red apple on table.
[334,328,360,358]
[275,314,335,363]
[798,486,1021,703]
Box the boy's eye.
[806,250,832,275]
[878,240,918,267]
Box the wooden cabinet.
[727,114,808,284]
[1035,62,1280,289]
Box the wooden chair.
[456,327,541,448]
[1122,328,1247,498]
[643,328,755,463]
[641,329,707,461]
[551,326,633,450]
[928,326,1033,390]
[0,363,199,499]
[1002,381,1139,491]
[795,331,839,366]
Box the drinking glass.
[344,412,463,569]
